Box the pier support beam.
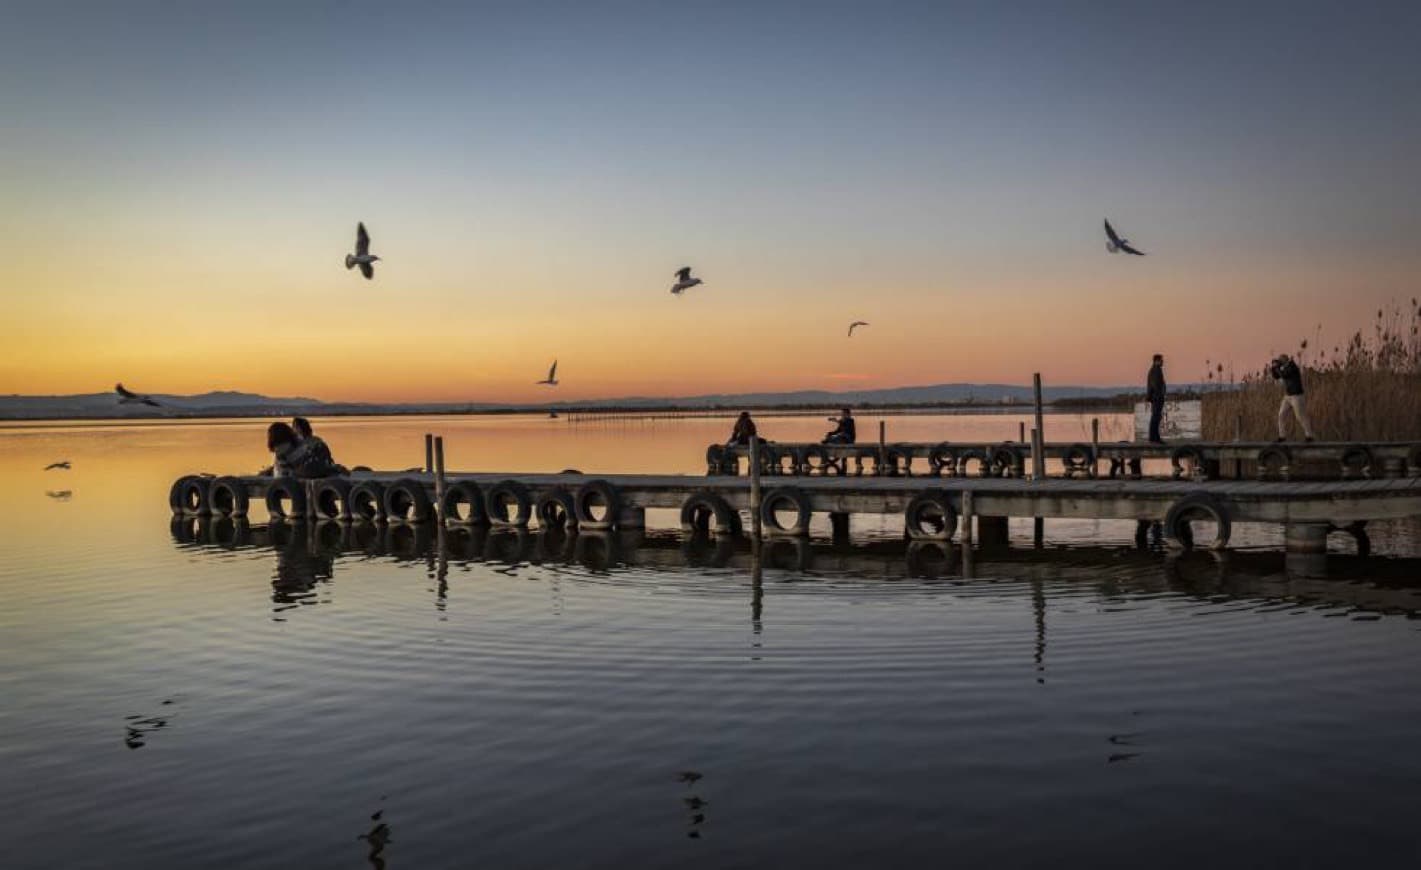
[978,516,1010,548]
[1284,523,1329,554]
[829,512,851,544]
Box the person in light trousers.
[1269,354,1315,442]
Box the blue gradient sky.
[2,1,1418,401]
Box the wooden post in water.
[424,433,434,474]
[1019,421,1026,443]
[749,435,763,542]
[1032,373,1046,479]
[961,490,974,546]
[1091,417,1100,478]
[1234,413,1244,479]
[878,420,887,474]
[433,436,446,518]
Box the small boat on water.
[549,410,559,419]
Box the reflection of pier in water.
[171,517,1421,620]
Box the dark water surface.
[3,415,1420,868]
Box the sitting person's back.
[823,409,856,444]
[268,421,342,479]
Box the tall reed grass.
[1202,300,1421,441]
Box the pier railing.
[705,440,1421,481]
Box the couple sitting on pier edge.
[264,417,346,479]
[725,408,857,448]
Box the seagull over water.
[847,321,869,337]
[671,266,703,295]
[115,383,162,407]
[44,461,71,470]
[1104,219,1146,256]
[345,222,380,279]
[536,360,559,386]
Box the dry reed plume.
[1202,299,1421,441]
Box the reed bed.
[1202,300,1421,441]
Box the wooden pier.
[170,460,1421,556]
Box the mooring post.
[424,433,434,474]
[433,436,446,519]
[878,420,887,474]
[1033,517,1044,549]
[1091,417,1100,477]
[749,435,763,542]
[1032,373,1046,478]
[1019,421,1026,443]
[961,489,974,547]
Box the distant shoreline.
[0,399,1142,425]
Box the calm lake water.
[3,413,1420,868]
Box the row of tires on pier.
[170,474,1236,550]
[709,441,1421,480]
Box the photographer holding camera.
[1269,354,1315,442]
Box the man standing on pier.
[1146,354,1167,443]
[1270,354,1316,442]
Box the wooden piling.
[1031,374,1046,478]
[1091,417,1100,477]
[424,434,434,474]
[433,436,446,516]
[749,435,763,542]
[1019,421,1026,443]
[878,420,887,473]
[961,489,974,546]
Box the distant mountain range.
[0,382,1187,420]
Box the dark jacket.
[1146,363,1166,403]
[832,416,856,443]
[1271,360,1304,396]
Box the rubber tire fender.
[988,445,1024,478]
[679,491,743,537]
[575,479,622,530]
[311,478,353,521]
[483,479,532,527]
[440,480,486,525]
[957,448,991,478]
[904,490,958,541]
[535,487,577,529]
[347,480,386,522]
[208,476,249,518]
[1339,446,1373,479]
[928,443,958,477]
[382,478,432,523]
[1164,492,1231,551]
[1063,443,1095,475]
[759,486,811,537]
[265,477,307,520]
[1169,446,1205,480]
[1255,445,1291,480]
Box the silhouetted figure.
[1146,354,1166,443]
[267,420,342,478]
[823,408,856,445]
[727,412,757,446]
[1269,354,1315,441]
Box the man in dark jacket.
[1269,354,1315,441]
[823,408,856,445]
[1146,354,1166,443]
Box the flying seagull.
[116,383,162,407]
[1104,219,1146,256]
[536,360,559,386]
[847,321,869,337]
[671,266,703,295]
[44,461,71,470]
[345,222,380,279]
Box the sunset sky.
[3,1,1418,403]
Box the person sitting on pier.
[266,421,343,478]
[1269,354,1316,442]
[727,411,758,446]
[822,408,857,445]
[292,416,346,474]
